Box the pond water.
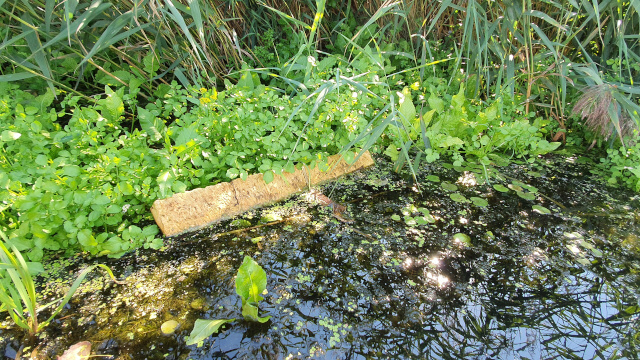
[1,156,639,359]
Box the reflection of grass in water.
[421,249,640,359]
[10,158,640,358]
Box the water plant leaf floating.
[516,191,536,201]
[58,341,91,360]
[532,205,551,214]
[449,193,467,203]
[391,214,401,221]
[579,240,603,258]
[453,233,471,246]
[508,184,523,192]
[493,184,509,193]
[185,319,235,346]
[470,197,488,207]
[426,175,440,182]
[160,320,180,335]
[441,182,458,191]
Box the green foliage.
[185,256,270,346]
[185,319,235,346]
[236,256,271,322]
[0,230,121,338]
[0,83,161,259]
[598,142,640,191]
[0,70,375,258]
[385,82,561,170]
[0,0,245,96]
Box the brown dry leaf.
[57,341,91,360]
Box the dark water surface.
[1,156,639,359]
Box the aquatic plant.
[0,230,123,339]
[235,255,272,323]
[186,256,270,346]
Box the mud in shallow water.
[1,156,639,359]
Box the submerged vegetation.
[0,0,639,357]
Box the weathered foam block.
[151,151,374,236]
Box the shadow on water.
[1,156,639,359]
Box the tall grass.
[1,0,637,141]
[417,0,639,139]
[0,0,245,95]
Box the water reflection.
[2,159,638,359]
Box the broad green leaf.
[452,84,466,109]
[236,71,258,90]
[453,233,471,246]
[101,237,122,254]
[28,248,43,262]
[532,205,551,214]
[143,52,160,74]
[235,256,267,305]
[172,180,187,193]
[226,168,239,179]
[398,87,416,123]
[100,86,124,122]
[93,195,111,205]
[77,229,97,248]
[63,166,81,177]
[263,171,274,184]
[404,216,417,226]
[1,130,21,141]
[106,204,121,214]
[176,128,200,148]
[470,197,488,207]
[138,107,165,142]
[428,93,444,113]
[142,225,159,237]
[449,193,468,203]
[426,175,440,182]
[441,182,458,191]
[119,182,134,196]
[241,302,271,323]
[493,184,509,193]
[185,319,235,346]
[516,191,536,201]
[157,171,174,198]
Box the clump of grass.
[572,84,637,145]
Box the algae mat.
[151,152,374,236]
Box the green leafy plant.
[0,230,122,339]
[185,256,270,346]
[235,256,271,323]
[598,142,640,191]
